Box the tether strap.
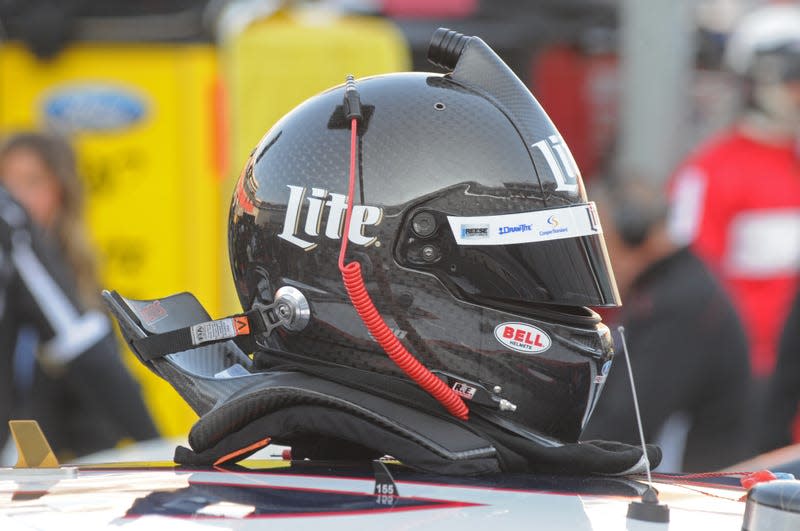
[132,303,289,361]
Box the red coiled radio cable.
[337,116,469,421]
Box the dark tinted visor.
[444,203,620,307]
[420,203,620,308]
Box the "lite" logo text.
[278,185,383,251]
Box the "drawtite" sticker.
[448,203,601,246]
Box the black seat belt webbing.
[132,307,284,361]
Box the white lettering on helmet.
[278,185,383,250]
[532,135,580,194]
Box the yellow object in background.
[0,7,411,439]
[220,7,410,312]
[0,42,223,436]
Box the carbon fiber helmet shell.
[229,66,618,442]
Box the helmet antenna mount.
[620,326,670,523]
[337,75,469,421]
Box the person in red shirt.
[668,4,800,381]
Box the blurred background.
[0,0,796,470]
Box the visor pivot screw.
[499,399,517,412]
[492,385,502,394]
[421,245,439,262]
[411,212,437,238]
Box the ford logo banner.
[42,85,147,132]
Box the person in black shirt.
[760,291,800,452]
[582,177,753,472]
[0,186,157,459]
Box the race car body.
[0,455,748,530]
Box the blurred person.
[0,132,157,460]
[668,4,800,384]
[582,176,752,472]
[1,134,98,307]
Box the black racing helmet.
[228,29,620,444]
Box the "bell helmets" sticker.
[494,322,551,354]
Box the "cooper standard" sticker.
[494,322,551,354]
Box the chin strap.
[131,299,290,361]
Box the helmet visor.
[439,202,620,308]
